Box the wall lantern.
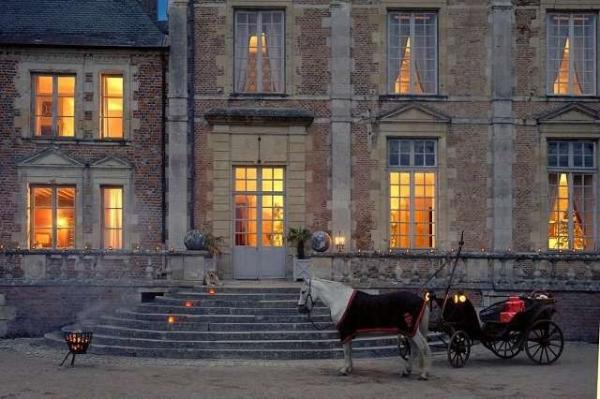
[333,232,345,252]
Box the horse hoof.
[338,368,352,376]
[418,374,429,381]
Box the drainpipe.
[161,51,168,244]
[187,0,196,229]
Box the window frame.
[547,140,597,251]
[101,185,124,250]
[546,12,598,96]
[233,9,286,95]
[31,73,77,138]
[387,138,438,249]
[29,184,76,249]
[387,10,439,95]
[100,74,125,140]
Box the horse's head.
[297,278,316,314]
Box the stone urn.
[184,230,205,250]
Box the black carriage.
[400,232,565,368]
[427,290,564,368]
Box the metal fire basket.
[60,331,93,367]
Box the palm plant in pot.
[287,227,311,281]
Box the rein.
[305,280,330,331]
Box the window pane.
[102,75,124,139]
[34,76,53,136]
[33,187,52,207]
[103,187,123,249]
[58,187,75,207]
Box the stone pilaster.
[167,0,190,249]
[491,0,514,250]
[330,1,352,248]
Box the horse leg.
[339,341,353,376]
[412,330,431,380]
[399,335,412,377]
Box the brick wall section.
[515,8,540,97]
[194,5,225,95]
[350,7,378,96]
[446,6,489,96]
[0,55,18,245]
[0,49,165,257]
[351,123,376,250]
[295,8,330,96]
[513,125,538,251]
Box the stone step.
[115,309,333,324]
[90,325,341,341]
[169,292,301,301]
[44,333,401,360]
[88,335,399,350]
[98,316,335,331]
[134,304,330,316]
[155,297,322,309]
[171,287,301,294]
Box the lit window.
[102,187,123,249]
[388,12,437,95]
[234,10,284,93]
[388,140,436,249]
[547,141,596,251]
[547,13,597,96]
[33,75,75,137]
[30,186,75,249]
[234,167,285,247]
[101,75,124,139]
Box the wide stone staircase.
[45,284,441,360]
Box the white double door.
[233,166,286,279]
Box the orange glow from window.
[394,38,424,95]
[553,38,583,95]
[101,75,124,139]
[103,187,123,249]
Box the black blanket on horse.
[336,291,425,343]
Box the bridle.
[303,279,328,331]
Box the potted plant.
[203,233,224,273]
[288,227,311,281]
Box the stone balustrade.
[310,251,600,292]
[0,249,212,282]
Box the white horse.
[297,277,431,379]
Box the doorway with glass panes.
[233,166,286,279]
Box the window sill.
[230,93,289,99]
[544,95,600,101]
[379,94,448,101]
[23,137,132,146]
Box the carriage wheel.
[489,331,522,359]
[447,330,471,368]
[525,320,564,365]
[398,335,410,360]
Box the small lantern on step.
[333,232,345,252]
[208,287,217,296]
[167,315,176,325]
[184,301,193,308]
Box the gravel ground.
[0,339,596,399]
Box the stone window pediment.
[377,103,451,125]
[537,103,600,125]
[91,156,132,170]
[17,147,83,169]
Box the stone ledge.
[205,107,314,127]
